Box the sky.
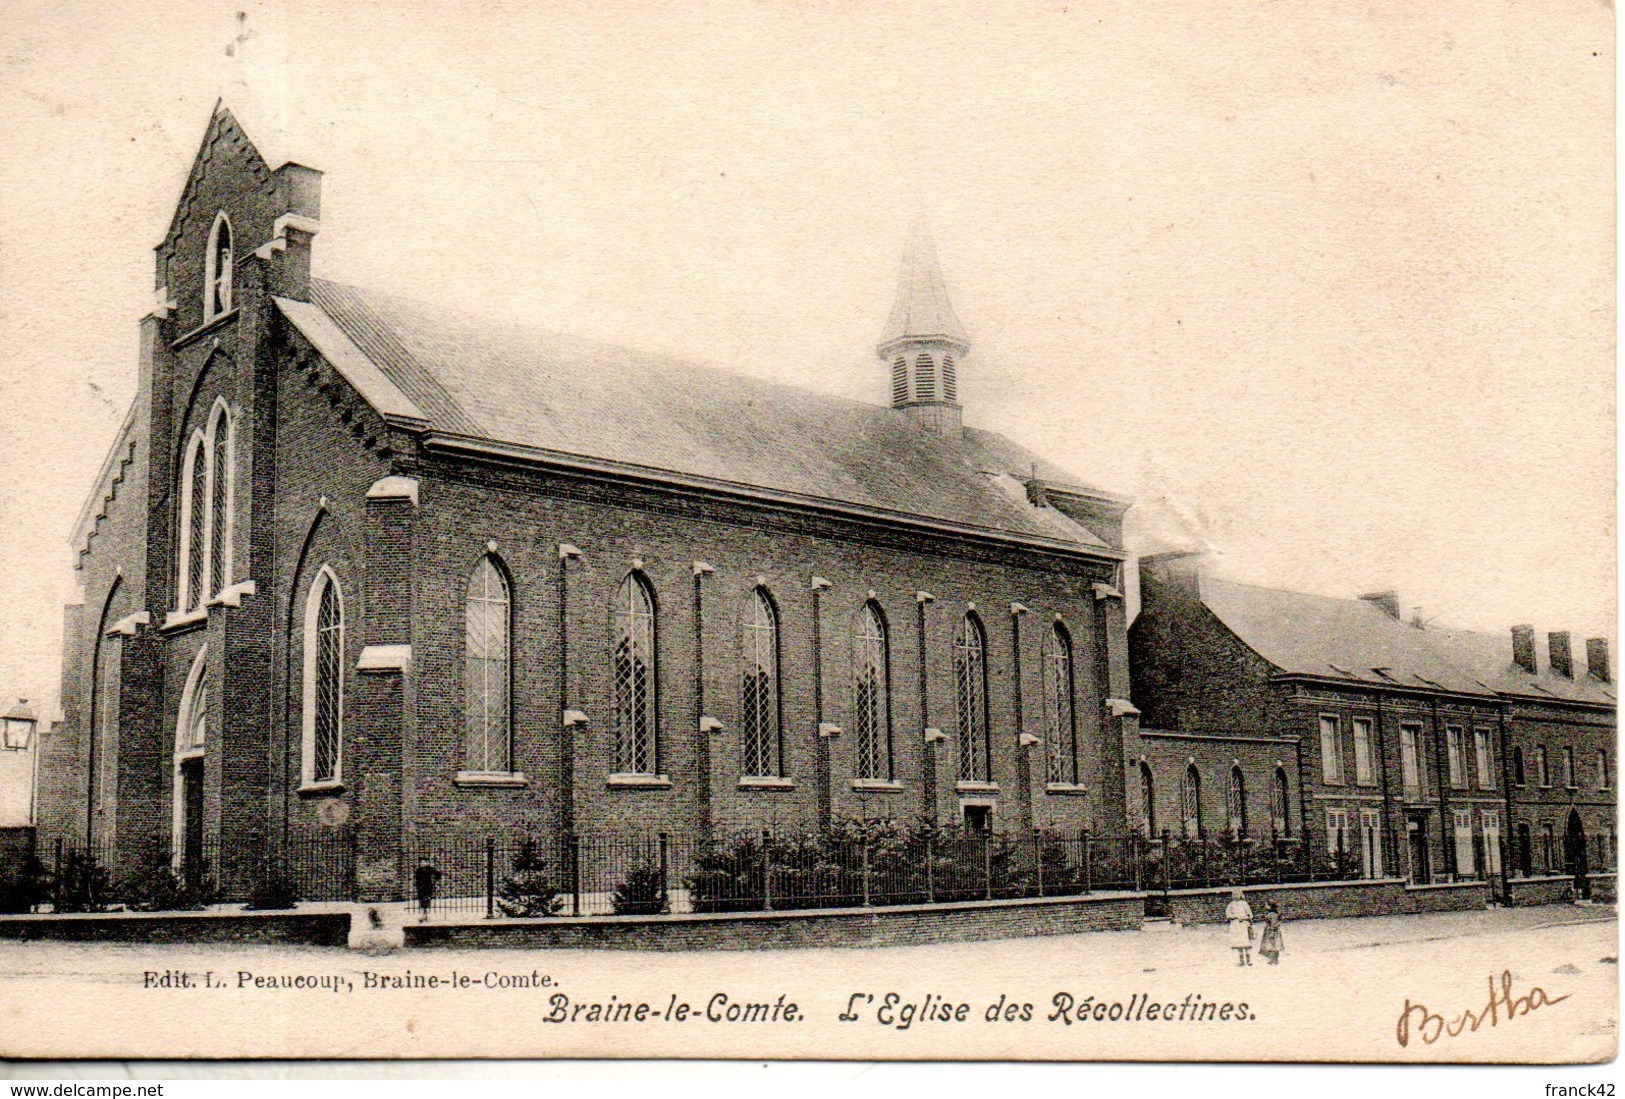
[0,0,1615,727]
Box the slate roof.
[276,278,1119,551]
[1423,626,1616,708]
[878,218,968,349]
[1197,577,1494,696]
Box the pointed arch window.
[1227,766,1248,837]
[176,399,236,614]
[954,613,990,782]
[208,404,233,594]
[205,212,233,319]
[465,556,512,772]
[613,573,657,775]
[1270,767,1290,836]
[1044,624,1076,785]
[915,353,936,400]
[1140,763,1156,836]
[1181,765,1202,840]
[852,602,890,780]
[302,568,344,786]
[741,589,781,777]
[182,433,209,610]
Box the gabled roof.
[1423,626,1616,708]
[277,278,1121,553]
[878,218,968,350]
[1198,577,1494,696]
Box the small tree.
[496,839,561,918]
[53,849,113,913]
[120,863,218,912]
[612,863,668,915]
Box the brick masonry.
[0,910,350,945]
[1162,878,1489,926]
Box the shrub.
[612,863,668,915]
[245,874,300,911]
[496,839,561,918]
[53,850,113,913]
[120,863,218,912]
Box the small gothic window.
[740,588,781,777]
[465,556,512,772]
[954,613,989,782]
[1044,624,1076,785]
[209,406,232,596]
[1140,762,1156,836]
[1181,765,1202,840]
[206,212,233,319]
[852,602,889,780]
[303,569,343,785]
[915,353,936,401]
[1271,767,1290,835]
[184,434,208,610]
[613,573,657,774]
[891,357,908,405]
[942,354,957,402]
[1227,766,1247,837]
[1512,746,1526,787]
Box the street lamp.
[3,698,36,751]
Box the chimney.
[1548,631,1573,679]
[1586,638,1611,683]
[1359,591,1400,620]
[1511,625,1536,674]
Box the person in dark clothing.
[1257,899,1285,965]
[413,859,441,923]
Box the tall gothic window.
[1181,765,1202,840]
[465,556,512,772]
[1044,623,1076,784]
[206,212,233,319]
[1271,767,1290,835]
[852,602,889,780]
[302,568,343,785]
[1227,766,1248,837]
[1140,762,1156,836]
[184,434,208,609]
[613,573,657,775]
[954,613,989,782]
[741,589,780,777]
[208,405,232,595]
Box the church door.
[180,757,205,887]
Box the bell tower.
[877,218,969,437]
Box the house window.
[1598,749,1611,791]
[1399,723,1423,793]
[301,567,344,786]
[1326,808,1350,856]
[1044,624,1076,785]
[852,602,890,781]
[1474,728,1494,789]
[1140,763,1156,836]
[208,404,233,596]
[1453,808,1475,877]
[1512,746,1526,787]
[464,555,512,773]
[1319,715,1343,785]
[205,212,233,319]
[1226,766,1247,837]
[1536,745,1551,788]
[1481,810,1503,876]
[1352,717,1375,786]
[1562,747,1576,789]
[1270,767,1290,836]
[1180,765,1202,840]
[740,588,781,777]
[1446,726,1466,789]
[1359,808,1383,878]
[613,573,658,775]
[953,613,990,783]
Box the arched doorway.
[1564,809,1590,899]
[172,648,209,883]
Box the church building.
[37,107,1137,900]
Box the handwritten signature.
[1397,970,1570,1047]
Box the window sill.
[738,776,795,790]
[607,773,672,789]
[455,771,528,788]
[955,781,999,794]
[160,608,209,634]
[207,580,257,609]
[850,778,902,792]
[298,780,345,796]
[1044,782,1088,796]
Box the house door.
[180,757,205,886]
[1406,813,1431,885]
[1564,809,1589,899]
[1516,823,1533,876]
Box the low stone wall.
[1505,875,1576,907]
[1590,873,1617,904]
[1400,880,1490,914]
[1162,879,1410,925]
[0,909,351,946]
[407,891,1146,951]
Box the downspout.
[1431,697,1453,877]
[1498,702,1515,900]
[1373,690,1396,875]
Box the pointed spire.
[879,216,968,353]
